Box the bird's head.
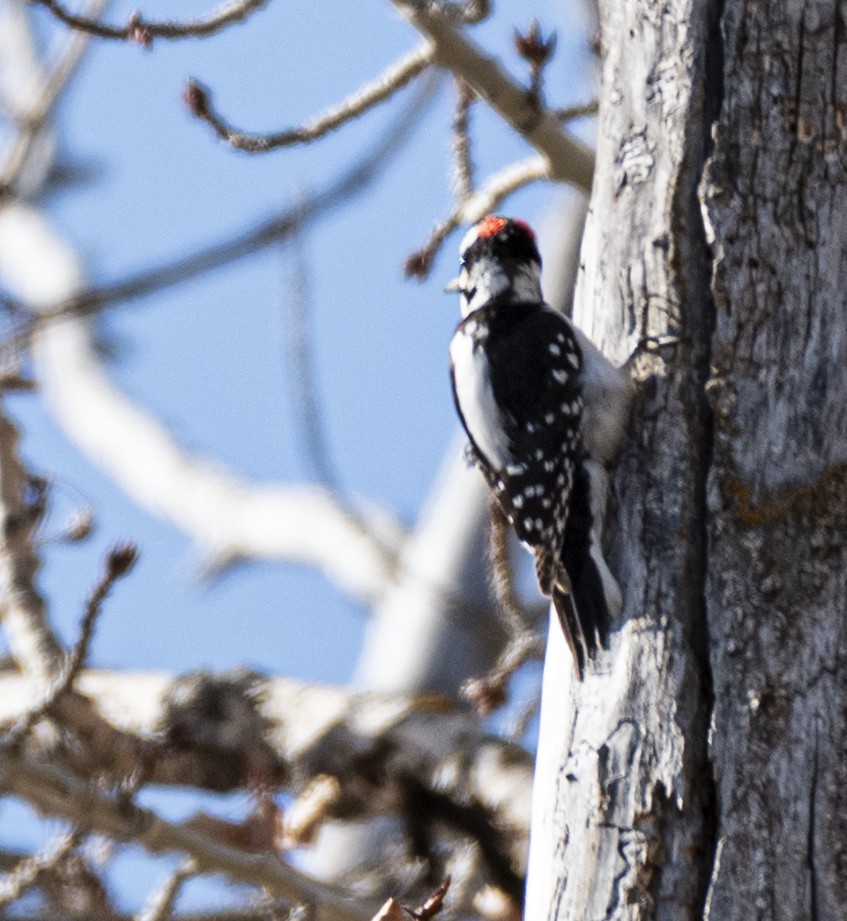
[447,215,543,318]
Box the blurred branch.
[1,754,376,921]
[0,664,532,916]
[0,0,107,199]
[514,18,556,109]
[284,232,347,497]
[3,543,137,747]
[29,0,269,45]
[187,43,433,152]
[462,501,544,715]
[2,75,439,342]
[0,85,449,599]
[553,100,598,122]
[28,270,405,597]
[405,154,549,279]
[0,398,63,684]
[136,860,197,921]
[391,0,594,190]
[450,79,474,200]
[0,401,158,785]
[0,667,533,830]
[0,829,82,907]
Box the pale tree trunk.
[527,0,847,917]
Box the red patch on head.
[476,215,535,242]
[476,215,510,238]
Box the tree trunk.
[527,0,847,917]
[702,1,847,917]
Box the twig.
[404,154,549,279]
[460,500,544,715]
[450,79,475,200]
[69,543,138,680]
[409,876,450,919]
[505,690,540,744]
[553,100,599,122]
[0,829,82,907]
[284,233,345,495]
[29,0,269,46]
[2,543,138,747]
[2,754,376,921]
[1,74,439,351]
[486,498,526,637]
[461,628,543,716]
[514,19,556,108]
[0,0,107,197]
[186,43,433,152]
[135,859,197,921]
[391,0,593,190]
[0,399,63,684]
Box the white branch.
[0,202,404,603]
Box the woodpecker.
[448,215,623,677]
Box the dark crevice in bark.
[684,0,727,915]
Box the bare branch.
[29,0,269,46]
[136,859,197,921]
[462,629,543,716]
[461,500,543,715]
[0,398,63,684]
[1,75,439,345]
[0,667,533,826]
[2,755,376,921]
[486,498,530,637]
[513,19,557,108]
[2,543,138,747]
[0,87,449,599]
[187,43,433,152]
[391,0,593,190]
[284,239,346,496]
[0,829,82,908]
[0,0,107,198]
[450,79,475,200]
[405,155,549,279]
[552,100,599,122]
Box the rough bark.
[526,0,719,916]
[701,1,847,917]
[528,0,847,917]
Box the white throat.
[459,259,542,318]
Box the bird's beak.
[444,277,461,294]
